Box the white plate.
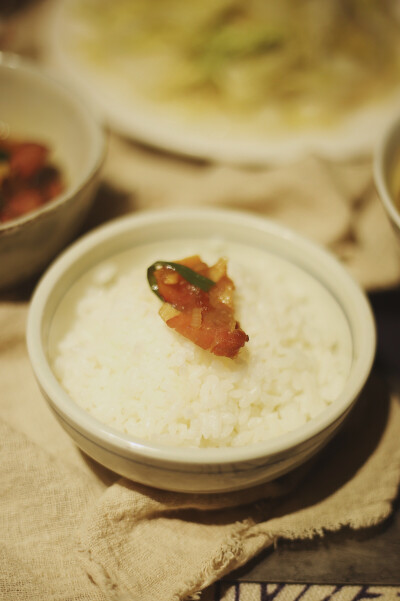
[45,0,400,165]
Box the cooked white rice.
[52,239,352,448]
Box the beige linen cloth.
[97,134,400,292]
[1,300,400,601]
[1,139,400,601]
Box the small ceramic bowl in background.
[0,52,106,290]
[26,208,376,494]
[374,114,400,242]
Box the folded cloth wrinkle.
[0,418,106,601]
[102,135,400,291]
[75,380,400,601]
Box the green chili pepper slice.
[147,260,215,301]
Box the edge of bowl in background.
[46,0,400,166]
[26,208,376,493]
[374,112,400,240]
[0,51,107,290]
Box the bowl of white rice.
[26,208,375,493]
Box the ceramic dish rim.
[45,0,400,166]
[0,51,106,234]
[373,112,400,232]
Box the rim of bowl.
[373,112,400,230]
[27,207,376,466]
[0,51,107,233]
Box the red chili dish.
[148,255,249,358]
[0,138,64,223]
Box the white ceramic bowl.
[374,114,400,243]
[0,53,106,289]
[26,208,376,493]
